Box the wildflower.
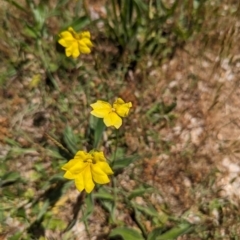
[90,98,132,129]
[62,150,113,193]
[58,27,93,58]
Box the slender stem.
[111,177,117,223]
[109,129,120,224]
[113,129,119,163]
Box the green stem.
[110,129,119,223]
[112,129,119,163]
[111,177,117,223]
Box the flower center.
[84,158,96,164]
[111,107,116,112]
[84,158,92,163]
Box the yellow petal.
[59,30,73,39]
[79,31,91,39]
[68,27,76,34]
[84,38,93,48]
[65,42,79,58]
[58,38,72,47]
[61,159,79,171]
[58,30,74,47]
[114,98,125,104]
[114,98,132,117]
[62,158,87,175]
[83,165,95,193]
[65,47,73,57]
[90,101,112,118]
[72,46,81,58]
[64,151,92,174]
[97,162,114,175]
[91,163,113,184]
[92,171,110,184]
[75,151,91,160]
[92,151,107,162]
[63,171,75,179]
[75,174,85,192]
[79,38,93,47]
[69,162,88,175]
[78,44,91,54]
[91,163,109,176]
[104,112,122,129]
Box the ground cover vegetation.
[1,0,240,239]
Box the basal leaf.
[128,186,154,200]
[112,155,139,170]
[109,227,144,240]
[156,223,193,239]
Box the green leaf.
[93,192,114,201]
[3,138,21,147]
[132,203,168,226]
[16,207,27,219]
[71,16,91,31]
[128,186,154,200]
[63,125,78,155]
[32,3,48,30]
[37,200,50,220]
[147,227,166,240]
[81,193,94,221]
[109,227,144,240]
[49,172,65,181]
[25,0,36,9]
[100,199,114,214]
[134,204,159,218]
[0,171,20,181]
[112,155,139,170]
[93,118,105,149]
[88,116,106,149]
[156,223,193,240]
[133,0,148,12]
[23,24,39,38]
[48,62,59,72]
[45,148,67,159]
[8,232,23,240]
[0,171,21,187]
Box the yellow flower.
[90,98,132,129]
[58,27,93,58]
[62,150,113,193]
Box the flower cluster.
[58,27,93,58]
[90,98,132,129]
[59,27,132,193]
[62,150,113,193]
